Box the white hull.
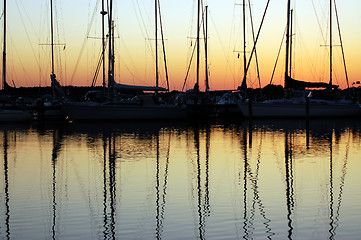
[0,110,32,122]
[237,100,361,118]
[63,102,188,121]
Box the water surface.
[0,119,360,239]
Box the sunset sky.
[3,0,361,91]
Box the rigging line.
[241,0,271,89]
[157,0,170,91]
[202,4,211,92]
[132,0,154,57]
[296,21,326,82]
[91,45,106,87]
[270,25,287,85]
[92,38,109,87]
[10,34,35,86]
[118,54,143,83]
[248,0,262,92]
[117,33,150,85]
[333,0,350,90]
[201,3,207,86]
[54,0,66,82]
[182,40,197,91]
[69,0,100,85]
[17,0,41,42]
[14,0,47,82]
[311,0,329,50]
[183,6,206,91]
[112,0,151,86]
[185,0,197,69]
[225,2,238,87]
[133,0,162,85]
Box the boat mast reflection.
[247,119,352,239]
[285,129,295,240]
[328,128,350,239]
[190,123,211,240]
[3,131,10,240]
[51,128,63,240]
[155,131,171,239]
[242,124,249,238]
[102,131,117,239]
[241,122,274,239]
[194,124,204,240]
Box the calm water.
[0,119,361,240]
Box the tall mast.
[243,0,247,83]
[204,5,209,92]
[50,0,56,96]
[329,0,333,86]
[289,9,293,78]
[108,0,114,97]
[101,0,107,93]
[196,0,200,88]
[284,0,291,87]
[158,1,170,91]
[155,0,159,92]
[2,0,6,90]
[50,0,55,76]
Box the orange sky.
[2,0,361,90]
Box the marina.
[1,0,361,238]
[1,0,361,121]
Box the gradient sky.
[3,0,361,90]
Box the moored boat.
[237,98,361,118]
[0,109,32,122]
[236,0,360,118]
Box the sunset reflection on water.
[0,119,360,239]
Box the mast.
[101,0,107,93]
[50,0,56,97]
[196,0,200,89]
[289,9,293,77]
[243,0,247,84]
[238,0,248,93]
[2,0,6,90]
[158,0,170,91]
[284,0,291,88]
[155,0,159,93]
[239,0,271,93]
[108,0,114,98]
[204,5,209,92]
[248,0,262,95]
[329,0,333,86]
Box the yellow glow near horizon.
[2,0,361,90]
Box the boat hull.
[237,100,361,118]
[0,110,32,122]
[63,103,188,121]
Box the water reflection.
[3,131,10,240]
[0,119,360,239]
[155,132,171,240]
[192,124,211,240]
[240,122,274,239]
[51,129,61,240]
[102,132,117,239]
[285,130,295,240]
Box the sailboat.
[182,2,218,119]
[236,0,361,118]
[0,0,32,122]
[33,0,66,121]
[63,0,187,121]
